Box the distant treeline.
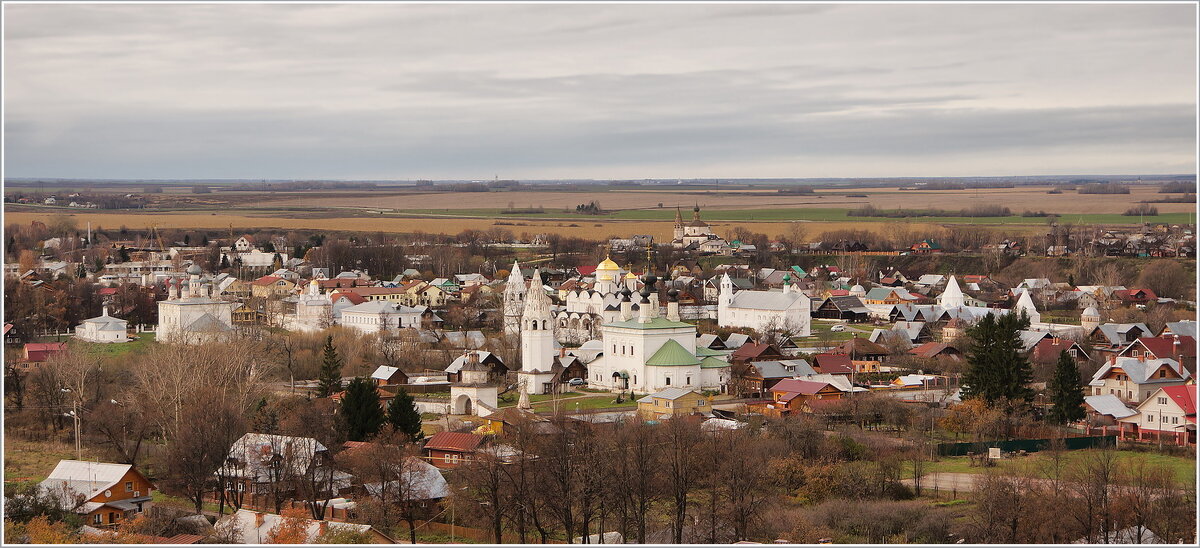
[1124,204,1159,216]
[1142,193,1197,204]
[1159,181,1197,193]
[227,181,380,191]
[1077,183,1130,194]
[848,204,1016,218]
[776,187,816,194]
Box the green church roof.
[700,356,730,369]
[603,317,694,330]
[695,346,725,357]
[644,339,701,367]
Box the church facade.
[671,206,728,251]
[156,265,237,344]
[717,273,812,336]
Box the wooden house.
[38,460,155,528]
[424,431,486,469]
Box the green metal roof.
[694,346,725,357]
[644,339,701,367]
[603,317,694,330]
[700,356,730,369]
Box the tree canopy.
[341,376,385,442]
[1047,350,1086,424]
[960,311,1034,408]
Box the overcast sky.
[4,3,1196,180]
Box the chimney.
[318,521,329,536]
[1138,352,1145,362]
[560,346,567,358]
[255,512,265,528]
[667,301,680,322]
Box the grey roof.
[639,387,699,401]
[915,274,944,286]
[891,321,926,342]
[371,365,402,381]
[445,351,498,374]
[1084,394,1138,419]
[38,460,134,509]
[443,330,487,349]
[696,333,725,349]
[751,359,817,378]
[1089,357,1191,386]
[723,333,751,349]
[1093,323,1152,346]
[184,313,231,333]
[342,301,424,315]
[362,457,449,500]
[1162,320,1197,339]
[1019,330,1053,352]
[727,290,808,311]
[823,295,869,313]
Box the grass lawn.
[529,395,638,414]
[794,321,870,347]
[73,332,158,361]
[498,391,581,407]
[151,491,221,514]
[4,439,103,486]
[913,449,1196,485]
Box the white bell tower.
[503,260,526,337]
[520,268,557,394]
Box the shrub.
[1077,183,1129,194]
[1123,204,1158,216]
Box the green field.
[73,332,158,359]
[392,207,1193,226]
[497,391,581,407]
[916,449,1196,485]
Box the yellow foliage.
[22,515,77,544]
[267,507,312,544]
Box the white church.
[156,264,236,344]
[716,273,812,336]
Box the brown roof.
[424,431,485,453]
[831,337,888,356]
[731,343,781,360]
[329,291,367,304]
[910,342,959,359]
[251,275,286,286]
[812,354,854,375]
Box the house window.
[633,375,637,384]
[1160,370,1167,378]
[1068,348,1077,357]
[93,514,101,525]
[1172,416,1179,424]
[686,376,691,385]
[1148,415,1154,423]
[126,482,133,492]
[1131,350,1139,357]
[443,454,451,463]
[1159,397,1168,405]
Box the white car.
[830,324,846,332]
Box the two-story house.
[1118,335,1196,375]
[1088,355,1191,404]
[636,387,712,419]
[1119,384,1196,444]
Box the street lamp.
[61,389,81,459]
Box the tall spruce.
[316,335,344,397]
[1048,350,1086,424]
[341,377,385,442]
[961,311,1035,407]
[387,389,424,442]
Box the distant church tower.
[1081,306,1101,333]
[673,207,685,241]
[503,260,526,337]
[520,268,557,394]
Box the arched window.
[542,320,548,330]
[530,321,537,330]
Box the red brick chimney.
[254,512,265,528]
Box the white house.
[339,301,423,335]
[716,273,811,336]
[1119,384,1196,440]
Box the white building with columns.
[716,273,811,336]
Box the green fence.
[936,435,1117,457]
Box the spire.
[523,268,552,319]
[938,275,965,308]
[506,260,525,292]
[693,204,701,221]
[674,206,683,227]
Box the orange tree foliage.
[267,507,312,544]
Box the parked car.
[830,324,846,332]
[568,378,585,386]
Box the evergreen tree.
[341,377,385,441]
[960,311,1035,407]
[1047,350,1086,424]
[387,389,424,442]
[316,335,344,397]
[272,253,283,271]
[220,254,231,269]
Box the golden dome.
[624,272,637,279]
[597,256,620,270]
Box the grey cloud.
[3,3,1195,179]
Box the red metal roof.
[576,266,597,276]
[424,431,485,453]
[1132,336,1197,359]
[1161,385,1196,416]
[731,343,780,360]
[329,291,366,305]
[25,342,67,352]
[251,275,284,286]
